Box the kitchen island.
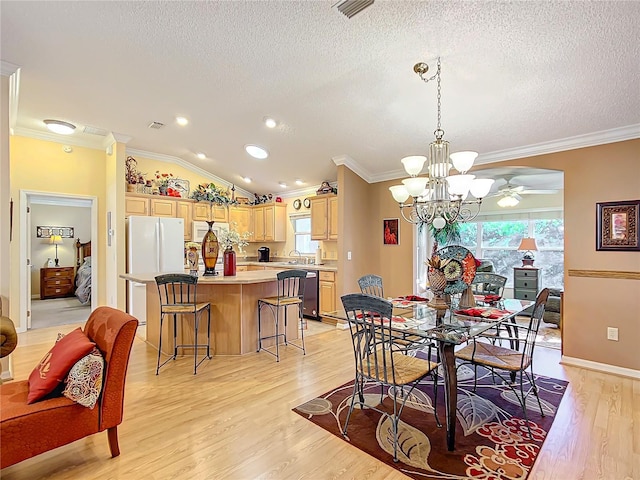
[121,270,300,356]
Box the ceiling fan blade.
[520,189,559,195]
[511,185,525,193]
[513,193,523,201]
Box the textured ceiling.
[1,1,639,194]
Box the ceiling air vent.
[82,125,108,136]
[333,0,374,19]
[148,121,164,129]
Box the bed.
[75,239,92,304]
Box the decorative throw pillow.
[63,347,104,408]
[27,327,96,404]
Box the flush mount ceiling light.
[43,119,76,135]
[264,117,278,128]
[196,152,206,160]
[388,57,494,229]
[245,144,269,159]
[176,116,189,126]
[279,182,287,188]
[295,179,304,186]
[243,176,252,183]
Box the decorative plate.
[293,199,301,210]
[303,198,311,208]
[434,245,477,295]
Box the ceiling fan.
[491,176,559,207]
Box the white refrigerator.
[127,215,185,326]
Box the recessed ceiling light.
[264,117,277,128]
[243,177,252,183]
[176,116,189,126]
[295,179,304,186]
[279,182,287,188]
[196,152,206,160]
[43,119,76,135]
[245,144,269,159]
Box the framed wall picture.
[383,218,399,245]
[596,200,639,251]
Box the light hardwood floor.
[2,322,638,480]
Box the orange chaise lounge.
[0,306,138,469]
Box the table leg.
[438,342,457,451]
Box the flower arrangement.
[185,241,201,250]
[190,182,235,205]
[218,223,251,251]
[155,171,174,187]
[125,156,143,184]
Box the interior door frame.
[18,190,98,332]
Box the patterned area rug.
[294,359,568,479]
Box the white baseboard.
[561,355,640,380]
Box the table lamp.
[517,237,538,266]
[50,235,63,267]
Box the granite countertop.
[237,260,337,272]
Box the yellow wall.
[9,136,108,327]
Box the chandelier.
[389,58,494,229]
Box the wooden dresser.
[40,267,75,300]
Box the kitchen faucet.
[289,249,302,264]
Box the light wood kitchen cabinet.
[252,203,287,242]
[328,195,338,240]
[229,206,252,237]
[150,197,176,217]
[176,201,193,241]
[125,194,149,217]
[192,202,228,223]
[311,194,338,240]
[319,270,336,315]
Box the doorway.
[19,191,98,331]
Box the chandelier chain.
[435,57,442,138]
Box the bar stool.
[155,273,211,375]
[258,270,307,362]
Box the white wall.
[30,204,91,295]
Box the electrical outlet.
[347,251,352,260]
[607,327,619,341]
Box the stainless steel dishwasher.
[303,270,320,320]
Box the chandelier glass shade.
[389,58,494,228]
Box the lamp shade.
[402,177,429,197]
[49,235,63,245]
[497,195,519,207]
[445,174,475,196]
[517,237,538,252]
[401,156,426,176]
[389,185,410,203]
[449,151,478,173]
[469,178,495,198]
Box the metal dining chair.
[155,273,212,375]
[357,274,384,297]
[257,270,307,362]
[340,293,440,462]
[455,288,550,439]
[471,272,507,299]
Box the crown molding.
[8,67,20,132]
[338,124,640,184]
[0,61,19,77]
[475,124,640,165]
[332,154,372,183]
[126,148,253,198]
[12,126,105,150]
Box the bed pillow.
[63,346,104,408]
[27,327,96,404]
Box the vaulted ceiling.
[2,1,638,194]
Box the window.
[292,216,319,254]
[418,211,564,291]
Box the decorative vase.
[126,183,136,192]
[159,185,168,196]
[187,247,199,276]
[201,221,219,276]
[458,285,476,309]
[223,247,236,276]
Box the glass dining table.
[323,297,533,451]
